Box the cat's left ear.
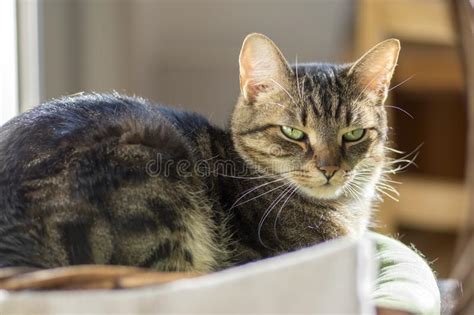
[239,33,293,102]
[348,39,401,102]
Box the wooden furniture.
[379,176,468,232]
[0,265,200,290]
[355,0,469,235]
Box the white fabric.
[0,233,440,314]
[0,237,375,314]
[370,232,441,314]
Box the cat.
[0,33,400,272]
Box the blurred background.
[0,0,471,279]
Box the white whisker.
[231,182,289,209]
[376,187,400,202]
[258,184,293,249]
[228,177,286,211]
[388,74,415,92]
[295,55,303,100]
[268,78,299,107]
[273,185,298,242]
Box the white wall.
[0,0,18,125]
[41,0,354,125]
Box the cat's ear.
[239,33,293,102]
[348,39,400,101]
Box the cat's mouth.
[297,182,345,200]
[289,173,348,200]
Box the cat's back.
[0,93,226,270]
[3,94,174,154]
[0,93,210,176]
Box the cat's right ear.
[239,33,292,102]
[348,39,401,102]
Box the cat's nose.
[317,165,339,180]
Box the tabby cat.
[0,34,400,271]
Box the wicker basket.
[0,266,200,291]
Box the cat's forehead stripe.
[300,105,308,126]
[317,72,333,118]
[293,64,375,128]
[333,75,345,119]
[301,78,320,122]
[301,67,346,121]
[345,108,354,126]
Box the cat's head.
[231,33,400,200]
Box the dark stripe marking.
[184,249,194,265]
[62,221,93,265]
[119,215,158,233]
[147,198,179,231]
[140,240,173,268]
[345,108,353,126]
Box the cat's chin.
[297,184,345,200]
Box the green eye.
[343,129,365,142]
[281,126,306,140]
